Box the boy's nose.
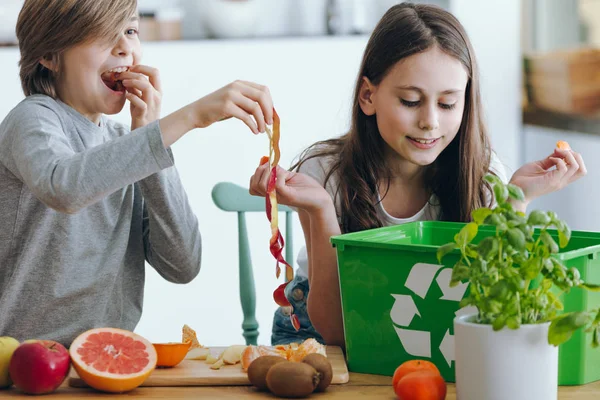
[113,36,133,57]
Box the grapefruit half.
[69,328,157,393]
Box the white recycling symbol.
[390,263,477,368]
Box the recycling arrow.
[390,262,472,368]
[390,294,420,326]
[405,263,444,299]
[394,327,431,358]
[439,329,454,368]
[436,268,469,301]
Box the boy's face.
[56,17,141,124]
[360,46,468,168]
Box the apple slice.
[185,347,210,360]
[222,345,247,365]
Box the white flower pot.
[454,313,558,400]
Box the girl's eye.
[439,103,456,110]
[400,99,420,108]
[126,28,138,36]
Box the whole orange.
[394,370,447,400]
[392,359,441,388]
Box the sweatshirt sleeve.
[139,151,202,284]
[0,101,173,214]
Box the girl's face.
[360,46,468,169]
[55,17,141,124]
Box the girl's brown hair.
[16,0,138,98]
[293,2,493,233]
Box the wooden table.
[2,372,600,399]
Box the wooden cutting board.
[69,346,349,387]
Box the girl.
[250,3,586,348]
[0,0,274,346]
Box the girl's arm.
[508,147,586,213]
[304,203,346,348]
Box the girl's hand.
[192,80,273,134]
[509,147,587,207]
[122,65,162,130]
[249,164,333,213]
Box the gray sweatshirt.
[0,95,201,347]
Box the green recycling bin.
[330,221,600,385]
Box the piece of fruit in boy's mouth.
[101,66,129,92]
[556,140,571,150]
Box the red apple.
[9,340,70,394]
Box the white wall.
[0,0,521,346]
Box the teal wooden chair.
[211,182,294,346]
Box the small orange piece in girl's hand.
[394,370,447,400]
[556,140,571,151]
[259,156,269,166]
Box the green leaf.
[548,312,592,346]
[540,231,559,254]
[464,245,480,259]
[455,222,478,247]
[528,210,551,226]
[484,173,502,185]
[521,257,542,280]
[436,242,456,263]
[451,265,470,285]
[592,328,599,348]
[492,315,507,331]
[557,223,571,248]
[507,184,525,201]
[489,280,509,300]
[547,291,564,310]
[472,207,493,225]
[518,224,534,239]
[507,228,526,251]
[477,237,499,260]
[459,298,473,308]
[541,278,553,291]
[579,283,600,292]
[493,184,509,204]
[542,258,554,274]
[506,316,521,329]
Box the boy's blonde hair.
[17,0,138,97]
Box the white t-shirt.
[294,150,509,278]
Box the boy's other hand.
[122,65,162,130]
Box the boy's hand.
[122,65,162,130]
[192,80,274,134]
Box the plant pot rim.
[455,313,551,330]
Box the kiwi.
[247,356,287,391]
[302,353,333,392]
[266,361,320,398]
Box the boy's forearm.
[305,203,346,348]
[158,104,197,148]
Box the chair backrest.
[211,182,294,345]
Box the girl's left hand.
[120,65,162,130]
[509,148,587,208]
